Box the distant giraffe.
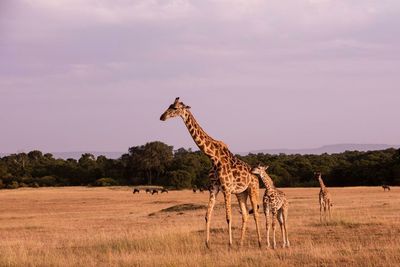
[252,165,290,249]
[382,185,390,191]
[160,97,262,248]
[315,172,333,222]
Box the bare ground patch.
[148,203,206,216]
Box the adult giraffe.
[160,97,262,248]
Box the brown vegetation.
[0,187,399,266]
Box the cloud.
[0,0,400,151]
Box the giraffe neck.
[180,110,228,163]
[318,176,326,189]
[259,172,275,192]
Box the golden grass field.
[1,186,399,267]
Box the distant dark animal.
[199,188,204,193]
[382,185,391,191]
[192,188,197,193]
[132,188,140,194]
[146,188,151,194]
[161,188,169,194]
[151,189,159,195]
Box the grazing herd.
[192,187,207,193]
[132,186,210,195]
[132,188,169,194]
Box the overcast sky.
[1,0,399,153]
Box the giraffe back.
[264,189,286,211]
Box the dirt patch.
[160,203,206,213]
[148,203,206,216]
[149,201,179,205]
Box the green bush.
[7,181,19,189]
[168,170,193,189]
[95,178,118,186]
[38,176,57,186]
[21,177,34,185]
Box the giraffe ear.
[185,105,191,109]
[265,166,269,170]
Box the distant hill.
[0,151,125,159]
[2,144,399,159]
[52,151,125,159]
[249,144,400,155]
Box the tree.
[77,153,101,185]
[167,170,193,189]
[128,141,173,185]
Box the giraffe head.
[160,97,191,121]
[251,165,269,176]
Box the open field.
[1,187,399,267]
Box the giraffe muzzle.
[160,113,167,121]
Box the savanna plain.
[1,186,399,267]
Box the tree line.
[1,141,399,189]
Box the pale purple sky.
[1,0,399,153]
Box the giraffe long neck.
[259,172,274,192]
[318,176,326,189]
[181,110,226,162]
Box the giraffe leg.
[264,204,271,248]
[224,192,233,247]
[282,205,290,248]
[236,192,249,247]
[320,202,323,223]
[249,186,262,248]
[271,210,277,249]
[205,186,219,249]
[328,201,332,221]
[278,209,285,248]
[323,204,327,222]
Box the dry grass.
[0,186,399,266]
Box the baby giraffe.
[252,165,290,249]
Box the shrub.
[168,170,193,189]
[21,177,34,185]
[38,176,57,186]
[95,178,118,186]
[7,181,19,189]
